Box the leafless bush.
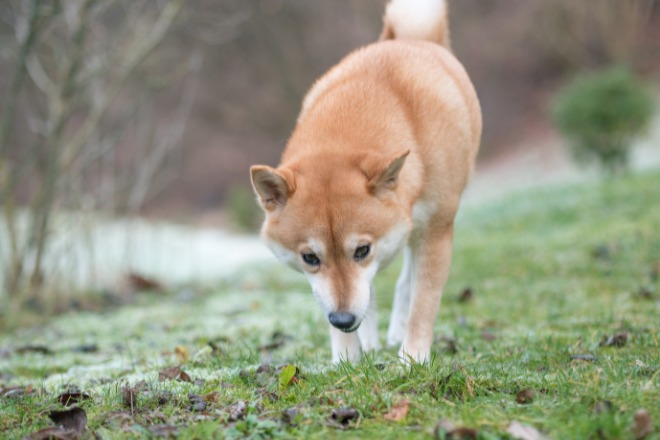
[0,0,242,309]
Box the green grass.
[1,170,659,439]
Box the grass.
[1,170,659,439]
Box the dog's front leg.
[400,222,454,363]
[387,246,413,346]
[330,326,361,364]
[358,286,381,352]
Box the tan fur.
[251,0,481,363]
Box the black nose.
[328,312,357,331]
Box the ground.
[1,170,659,439]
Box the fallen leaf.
[23,426,79,440]
[2,385,33,399]
[515,389,535,404]
[507,421,548,440]
[203,391,222,404]
[277,364,299,389]
[330,408,359,427]
[434,420,478,440]
[637,286,654,300]
[227,400,247,421]
[599,332,628,347]
[15,345,52,355]
[632,408,652,440]
[158,366,192,383]
[570,353,596,362]
[259,330,294,352]
[58,391,91,407]
[481,330,496,341]
[458,287,474,303]
[48,407,87,434]
[121,383,144,411]
[189,393,206,412]
[384,398,410,422]
[175,345,189,363]
[282,407,302,425]
[149,424,179,438]
[71,344,98,353]
[125,272,164,292]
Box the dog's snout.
[328,312,357,331]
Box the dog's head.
[250,149,411,332]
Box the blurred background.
[0,0,658,317]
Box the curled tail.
[380,0,451,49]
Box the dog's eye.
[354,244,371,261]
[302,253,320,266]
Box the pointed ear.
[250,165,294,212]
[366,150,410,193]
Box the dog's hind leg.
[387,246,413,347]
[358,286,381,352]
[330,326,361,364]
[400,222,454,363]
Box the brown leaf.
[227,400,247,421]
[507,421,548,440]
[434,420,478,440]
[48,407,87,434]
[16,345,52,355]
[384,398,410,422]
[330,408,359,427]
[632,408,653,440]
[189,393,206,412]
[515,389,535,404]
[637,286,654,300]
[158,366,192,383]
[2,385,33,399]
[599,332,628,347]
[125,272,164,292]
[651,262,660,282]
[23,426,79,440]
[149,424,179,438]
[481,330,496,341]
[58,391,91,407]
[458,287,474,303]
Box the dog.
[250,0,481,363]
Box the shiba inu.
[250,0,481,363]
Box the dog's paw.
[386,323,406,347]
[398,345,430,364]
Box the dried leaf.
[125,272,164,292]
[71,344,98,353]
[434,420,478,440]
[23,426,79,440]
[458,287,474,303]
[48,407,87,434]
[158,366,192,383]
[175,345,189,363]
[507,421,549,440]
[57,391,91,407]
[189,393,206,412]
[515,389,535,404]
[599,332,628,347]
[149,424,179,438]
[330,408,359,427]
[632,408,652,440]
[481,330,496,341]
[2,385,32,399]
[16,345,52,355]
[121,382,145,411]
[227,400,247,421]
[570,353,596,362]
[384,398,410,422]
